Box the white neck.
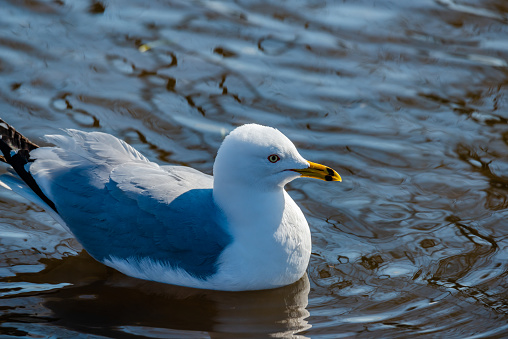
[213,180,285,233]
[211,179,311,290]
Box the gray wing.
[29,130,231,279]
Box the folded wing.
[28,130,231,279]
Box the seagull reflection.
[2,252,311,338]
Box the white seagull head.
[213,124,341,191]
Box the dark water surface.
[1,0,508,337]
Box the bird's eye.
[268,154,280,163]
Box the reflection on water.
[1,252,310,338]
[1,0,508,337]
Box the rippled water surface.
[1,0,508,337]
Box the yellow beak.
[291,161,342,182]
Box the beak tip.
[328,176,342,182]
[325,167,342,182]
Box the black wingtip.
[0,118,39,153]
[0,119,57,212]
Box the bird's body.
[0,121,340,291]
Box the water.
[1,0,508,337]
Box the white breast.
[208,191,311,291]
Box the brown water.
[0,0,508,337]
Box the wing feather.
[27,130,230,279]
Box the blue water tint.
[1,0,508,337]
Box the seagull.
[0,119,341,291]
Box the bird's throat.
[213,184,286,233]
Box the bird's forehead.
[221,124,300,158]
[239,137,294,156]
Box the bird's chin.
[276,170,302,188]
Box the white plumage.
[0,123,341,291]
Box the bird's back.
[26,130,232,280]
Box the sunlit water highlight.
[1,0,508,337]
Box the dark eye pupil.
[268,154,279,163]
